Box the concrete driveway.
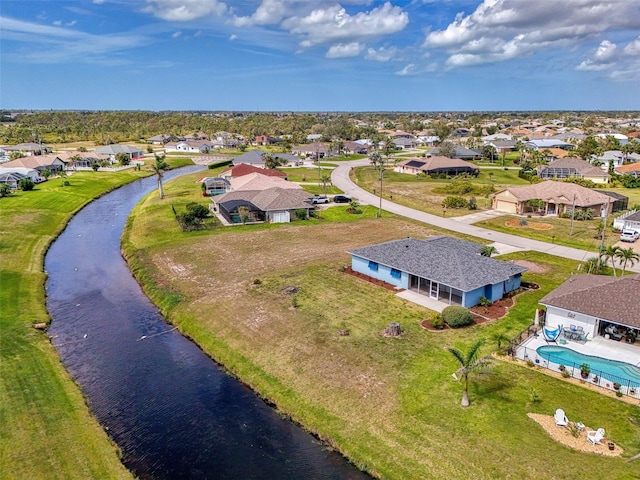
[331,159,640,273]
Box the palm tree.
[615,247,640,275]
[598,245,620,276]
[447,338,493,407]
[150,154,169,199]
[480,245,498,257]
[583,257,606,275]
[320,173,332,194]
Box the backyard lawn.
[122,173,640,480]
[0,170,166,479]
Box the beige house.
[492,181,613,216]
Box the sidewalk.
[330,159,640,273]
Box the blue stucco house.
[348,236,527,308]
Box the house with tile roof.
[536,157,610,184]
[211,187,312,224]
[219,164,287,180]
[539,274,640,344]
[491,180,613,216]
[615,162,640,177]
[348,236,526,308]
[394,157,479,176]
[0,155,66,173]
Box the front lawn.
[122,175,640,480]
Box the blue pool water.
[536,346,640,386]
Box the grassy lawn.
[352,166,528,216]
[278,166,335,182]
[123,175,640,480]
[0,169,178,479]
[475,214,618,251]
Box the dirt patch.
[505,219,553,230]
[512,260,549,274]
[527,413,623,456]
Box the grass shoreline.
[121,172,640,479]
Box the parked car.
[333,195,352,203]
[310,195,329,204]
[620,230,640,242]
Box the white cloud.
[144,0,227,22]
[576,40,617,71]
[172,30,181,38]
[365,45,398,62]
[326,42,363,58]
[396,63,417,76]
[229,33,237,41]
[423,0,640,69]
[282,2,408,48]
[93,0,104,4]
[67,20,77,27]
[0,16,152,64]
[623,36,640,56]
[53,20,62,26]
[231,0,292,27]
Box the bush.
[0,183,11,197]
[442,306,473,328]
[478,296,491,307]
[430,314,444,330]
[18,178,35,191]
[467,196,477,210]
[294,208,308,220]
[185,202,210,219]
[519,218,528,226]
[442,196,468,209]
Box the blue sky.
[2,0,640,111]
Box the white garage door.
[272,211,290,223]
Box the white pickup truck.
[620,230,640,242]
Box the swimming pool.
[536,345,640,386]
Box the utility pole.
[569,194,576,236]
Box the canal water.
[46,167,368,479]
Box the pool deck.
[518,334,640,368]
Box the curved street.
[331,159,640,273]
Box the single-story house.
[211,187,312,224]
[231,150,300,167]
[614,210,640,232]
[55,151,111,169]
[536,157,610,184]
[0,171,28,189]
[343,141,370,155]
[202,177,231,196]
[254,135,278,146]
[484,140,517,154]
[95,144,144,160]
[164,140,213,153]
[2,142,52,155]
[615,163,640,177]
[492,181,614,216]
[430,145,481,160]
[525,139,574,151]
[394,157,479,176]
[0,155,66,173]
[230,172,301,192]
[348,236,527,308]
[0,166,43,183]
[291,143,329,159]
[392,137,417,150]
[147,134,174,144]
[219,163,287,181]
[539,274,640,344]
[593,150,640,170]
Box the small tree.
[615,247,640,275]
[442,305,473,328]
[438,141,457,158]
[598,245,620,277]
[18,178,35,191]
[447,338,493,407]
[42,169,52,180]
[0,183,11,197]
[238,205,250,224]
[116,152,131,166]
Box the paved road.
[331,159,640,273]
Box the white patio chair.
[587,428,605,445]
[554,408,568,427]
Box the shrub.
[561,370,571,378]
[430,314,444,330]
[442,306,473,328]
[294,208,308,220]
[467,196,477,210]
[478,296,491,307]
[18,178,35,191]
[616,390,623,397]
[442,196,467,209]
[185,202,210,219]
[0,183,11,197]
[568,422,581,437]
[62,180,71,187]
[529,388,540,402]
[519,218,528,226]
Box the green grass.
[122,177,640,480]
[279,166,334,182]
[0,165,194,479]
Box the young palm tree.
[583,256,606,275]
[447,338,493,407]
[598,245,620,276]
[151,154,170,199]
[320,173,332,193]
[370,151,386,217]
[480,245,498,257]
[615,247,640,275]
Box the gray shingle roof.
[215,187,311,212]
[348,236,527,292]
[539,274,640,328]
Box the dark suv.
[333,195,351,203]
